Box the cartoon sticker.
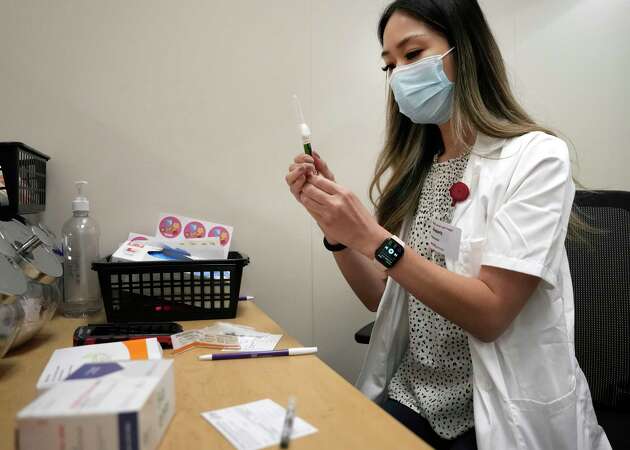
[208,226,230,246]
[159,216,182,239]
[184,221,206,239]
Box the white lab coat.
[356,132,611,450]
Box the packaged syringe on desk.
[16,360,175,450]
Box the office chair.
[565,190,630,449]
[354,190,630,449]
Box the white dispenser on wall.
[61,181,102,317]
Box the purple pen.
[197,347,317,361]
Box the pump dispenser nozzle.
[72,181,90,212]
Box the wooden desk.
[0,302,430,450]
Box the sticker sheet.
[156,213,234,258]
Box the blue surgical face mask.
[389,47,455,125]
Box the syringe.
[292,94,312,156]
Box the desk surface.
[0,302,429,450]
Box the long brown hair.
[371,0,557,235]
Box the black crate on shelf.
[92,252,250,322]
[0,142,50,219]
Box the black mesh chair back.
[567,190,630,449]
[568,191,630,411]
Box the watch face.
[376,238,404,268]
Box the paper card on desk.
[201,399,318,450]
[204,322,271,337]
[202,322,282,352]
[229,335,282,352]
[171,330,240,354]
[36,338,163,391]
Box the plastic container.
[0,302,25,358]
[0,219,63,352]
[61,181,102,317]
[0,219,62,285]
[36,223,64,307]
[11,282,60,348]
[0,226,27,357]
[0,142,49,220]
[92,252,249,322]
[0,229,28,305]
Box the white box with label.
[17,360,175,450]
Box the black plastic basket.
[92,251,249,322]
[0,142,50,219]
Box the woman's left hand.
[300,174,389,258]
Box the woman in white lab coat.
[285,0,610,449]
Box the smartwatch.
[374,235,405,269]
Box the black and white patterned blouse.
[388,151,474,439]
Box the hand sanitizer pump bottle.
[61,181,102,317]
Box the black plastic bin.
[0,142,50,219]
[92,251,249,322]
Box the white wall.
[0,0,627,382]
[481,0,630,188]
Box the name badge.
[429,219,461,260]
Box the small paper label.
[429,219,462,260]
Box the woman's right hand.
[285,151,335,203]
[286,151,340,245]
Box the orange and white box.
[36,338,163,391]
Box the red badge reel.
[449,182,470,206]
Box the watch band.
[389,235,405,248]
[323,237,347,252]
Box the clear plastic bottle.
[61,181,102,317]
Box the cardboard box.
[17,360,175,450]
[36,337,164,391]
